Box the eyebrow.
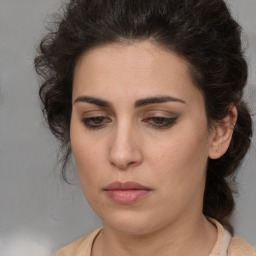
[74,96,112,107]
[135,96,186,107]
[74,95,186,107]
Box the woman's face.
[71,41,216,234]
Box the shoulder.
[55,228,102,256]
[55,236,87,256]
[228,237,256,256]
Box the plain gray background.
[0,0,255,255]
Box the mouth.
[104,181,152,205]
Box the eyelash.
[82,116,112,129]
[81,116,177,130]
[142,117,177,129]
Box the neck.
[92,214,217,256]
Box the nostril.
[127,161,136,166]
[108,134,143,170]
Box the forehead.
[73,41,203,106]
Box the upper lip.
[104,181,151,191]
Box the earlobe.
[208,106,238,160]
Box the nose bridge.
[109,118,142,169]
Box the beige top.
[56,220,255,256]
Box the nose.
[108,124,143,170]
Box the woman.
[34,0,255,255]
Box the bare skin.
[71,41,237,256]
[92,215,217,256]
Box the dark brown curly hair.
[34,0,253,231]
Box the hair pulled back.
[34,0,253,230]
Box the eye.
[143,116,177,129]
[81,116,112,129]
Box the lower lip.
[105,190,150,204]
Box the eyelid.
[80,109,116,121]
[81,115,112,130]
[82,110,109,116]
[142,116,178,129]
[79,110,113,129]
[142,110,176,118]
[141,109,178,129]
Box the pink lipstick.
[104,181,151,204]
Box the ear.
[208,106,238,159]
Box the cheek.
[71,135,105,208]
[72,143,104,187]
[146,126,210,194]
[70,116,103,189]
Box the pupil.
[154,117,165,124]
[93,117,103,124]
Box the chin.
[100,210,166,235]
[108,221,152,235]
